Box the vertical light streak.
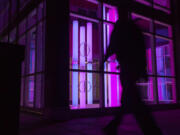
[103,23,108,107]
[80,26,86,108]
[110,64,117,107]
[156,47,163,100]
[107,12,112,106]
[87,22,93,104]
[72,20,79,107]
[147,49,153,100]
[169,41,176,101]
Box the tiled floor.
[20,109,180,135]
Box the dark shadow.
[103,1,163,135]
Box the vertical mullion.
[152,11,159,104]
[41,12,45,108]
[23,17,28,107]
[33,8,38,108]
[100,1,105,108]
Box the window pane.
[158,77,176,102]
[70,17,101,71]
[137,77,154,101]
[70,71,100,109]
[144,34,153,74]
[28,28,36,74]
[135,0,152,6]
[156,38,175,76]
[103,4,118,23]
[132,13,153,33]
[26,76,35,107]
[104,73,122,107]
[37,22,44,72]
[154,0,170,8]
[70,0,100,19]
[155,21,172,38]
[35,74,44,108]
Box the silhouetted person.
[103,2,163,135]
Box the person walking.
[103,1,163,135]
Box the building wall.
[0,0,179,113]
[69,0,177,109]
[0,0,46,110]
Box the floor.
[20,109,180,135]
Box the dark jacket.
[105,19,147,80]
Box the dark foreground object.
[0,43,24,135]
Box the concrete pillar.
[44,0,70,119]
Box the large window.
[69,0,176,109]
[135,0,171,14]
[0,1,46,109]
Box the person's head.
[117,1,131,21]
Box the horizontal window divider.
[70,12,100,23]
[21,71,45,77]
[69,69,176,78]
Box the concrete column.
[172,0,180,103]
[44,0,70,119]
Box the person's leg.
[103,74,128,135]
[131,84,163,135]
[103,107,125,135]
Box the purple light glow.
[103,9,122,107]
[80,26,86,108]
[87,22,93,104]
[72,20,79,107]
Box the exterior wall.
[0,0,46,110]
[172,0,180,103]
[0,0,179,116]
[69,0,177,110]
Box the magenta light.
[108,8,118,22]
[87,22,93,104]
[147,49,152,73]
[110,64,118,107]
[80,26,86,108]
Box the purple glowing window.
[155,21,172,38]
[104,74,122,107]
[135,0,152,6]
[144,34,153,74]
[132,13,153,33]
[70,0,100,18]
[70,72,100,109]
[28,76,34,104]
[103,4,118,23]
[158,78,176,102]
[156,38,175,76]
[70,16,101,109]
[154,0,170,8]
[69,17,100,71]
[136,77,154,101]
[28,29,36,74]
